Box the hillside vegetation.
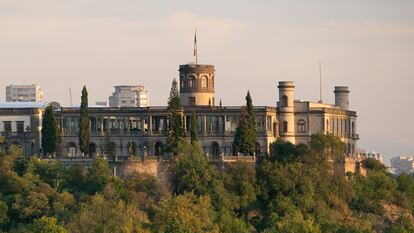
[0,135,414,232]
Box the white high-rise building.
[108,85,149,107]
[6,84,44,102]
[391,156,414,175]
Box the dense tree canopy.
[1,134,414,232]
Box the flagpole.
[195,28,198,65]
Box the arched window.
[297,119,306,133]
[283,121,288,133]
[188,75,196,89]
[211,142,220,157]
[201,76,208,88]
[89,143,96,157]
[155,141,164,157]
[281,95,288,107]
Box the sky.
[1,0,413,163]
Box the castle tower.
[179,64,215,106]
[277,81,295,144]
[334,86,350,110]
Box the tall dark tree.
[165,79,184,155]
[232,91,257,156]
[190,111,198,144]
[79,86,89,156]
[41,105,58,155]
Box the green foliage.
[172,139,212,196]
[233,91,257,155]
[165,79,184,155]
[0,199,8,227]
[104,132,116,157]
[310,134,346,161]
[263,209,321,233]
[31,217,68,233]
[68,184,150,233]
[124,172,162,210]
[269,140,310,164]
[386,215,414,233]
[79,86,89,155]
[349,171,397,214]
[223,161,256,216]
[395,174,414,212]
[152,192,219,233]
[12,191,50,221]
[363,158,387,172]
[41,105,58,155]
[86,157,112,194]
[1,131,414,233]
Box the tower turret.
[179,64,215,107]
[277,81,295,144]
[334,86,350,110]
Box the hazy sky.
[1,0,413,162]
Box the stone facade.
[0,63,359,159]
[179,64,215,107]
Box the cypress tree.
[41,105,58,155]
[165,79,184,155]
[232,91,257,155]
[190,111,198,144]
[79,86,90,155]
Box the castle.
[0,63,358,160]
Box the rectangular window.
[16,121,24,134]
[4,121,12,133]
[189,97,196,106]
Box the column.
[183,115,187,131]
[141,116,145,132]
[149,114,153,133]
[223,115,227,132]
[203,114,207,133]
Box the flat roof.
[0,102,47,109]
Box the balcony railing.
[59,129,274,138]
[0,132,34,139]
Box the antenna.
[69,87,73,107]
[319,62,323,103]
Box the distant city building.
[391,156,414,175]
[6,84,44,102]
[108,85,149,107]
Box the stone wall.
[114,159,172,191]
